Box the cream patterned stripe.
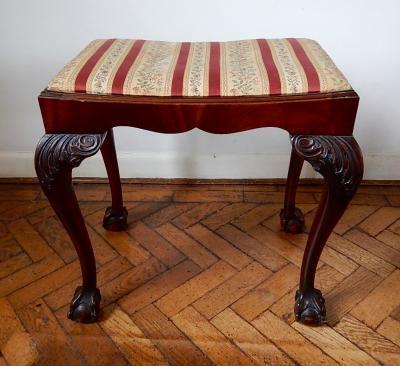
[266,39,285,94]
[164,42,182,96]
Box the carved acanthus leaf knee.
[290,135,363,195]
[35,133,107,193]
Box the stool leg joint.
[100,129,127,232]
[35,132,107,323]
[281,148,305,234]
[291,134,363,325]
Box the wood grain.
[2,182,400,365]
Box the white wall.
[1,0,399,179]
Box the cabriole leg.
[35,133,107,323]
[100,129,127,231]
[280,148,305,233]
[291,135,363,325]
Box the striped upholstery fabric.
[48,38,351,97]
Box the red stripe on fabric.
[171,42,191,96]
[209,42,221,96]
[257,39,281,95]
[74,39,115,92]
[287,38,320,92]
[111,40,145,94]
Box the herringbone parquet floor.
[1,181,400,365]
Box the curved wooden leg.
[280,148,305,233]
[291,135,363,325]
[100,129,127,231]
[35,133,107,323]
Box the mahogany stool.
[35,38,363,325]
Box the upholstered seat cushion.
[48,38,351,97]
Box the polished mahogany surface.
[39,90,359,136]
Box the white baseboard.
[0,151,399,180]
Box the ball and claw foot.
[68,286,101,323]
[294,288,326,325]
[103,206,128,231]
[280,207,305,234]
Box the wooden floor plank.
[351,270,400,329]
[0,254,63,297]
[156,223,217,269]
[172,306,256,366]
[201,202,256,230]
[325,267,382,326]
[93,223,150,266]
[36,216,77,263]
[193,262,271,320]
[185,224,252,270]
[246,225,308,268]
[334,205,379,235]
[389,218,400,234]
[171,202,227,229]
[327,233,395,277]
[217,224,288,271]
[0,253,31,280]
[0,201,48,221]
[129,221,186,268]
[0,298,25,347]
[252,311,338,365]
[119,259,201,314]
[100,305,168,365]
[8,218,53,262]
[334,315,400,365]
[0,237,21,262]
[292,321,379,365]
[7,260,81,310]
[377,316,400,347]
[126,202,170,225]
[27,205,56,225]
[212,308,295,365]
[358,207,400,236]
[56,308,129,366]
[1,330,39,366]
[17,299,88,365]
[155,260,236,317]
[280,231,359,276]
[231,204,281,230]
[376,229,400,252]
[344,229,400,267]
[132,304,214,366]
[102,257,166,307]
[143,202,197,228]
[231,263,299,321]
